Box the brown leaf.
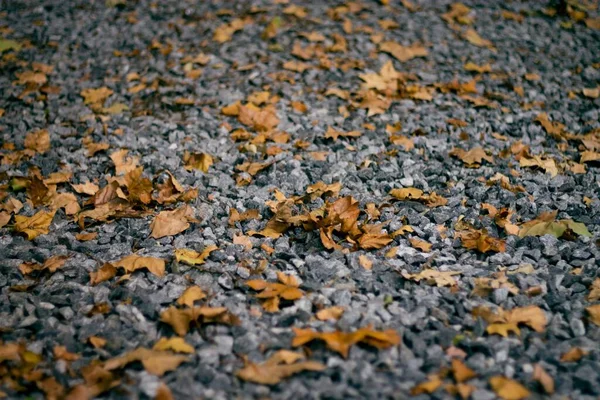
[474,305,547,337]
[19,255,69,275]
[587,278,600,301]
[229,208,260,225]
[358,255,373,270]
[103,347,187,376]
[410,375,443,395]
[76,232,98,241]
[560,347,588,362]
[532,364,554,394]
[586,304,600,326]
[24,129,50,153]
[379,41,428,62]
[160,306,237,336]
[450,147,493,167]
[110,149,139,176]
[114,254,165,277]
[155,383,174,400]
[389,188,448,207]
[236,350,325,385]
[451,359,476,383]
[463,29,494,49]
[316,306,345,321]
[81,87,113,105]
[14,210,56,240]
[402,269,461,287]
[456,228,505,253]
[247,272,304,312]
[489,376,530,400]
[90,263,118,285]
[72,181,100,196]
[183,152,213,173]
[409,237,432,252]
[292,326,400,358]
[325,126,361,141]
[177,286,206,307]
[150,205,196,239]
[152,337,194,354]
[174,245,217,266]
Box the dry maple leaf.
[587,278,600,301]
[379,41,428,62]
[152,337,194,354]
[456,228,506,253]
[292,326,400,358]
[103,347,187,376]
[316,306,345,321]
[213,18,249,43]
[177,286,206,307]
[110,149,139,176]
[113,254,165,277]
[489,376,530,400]
[236,350,325,385]
[90,263,117,285]
[451,359,476,383]
[19,255,69,275]
[324,126,361,141]
[24,129,50,153]
[586,304,600,326]
[150,205,197,239]
[14,210,56,240]
[160,306,237,336]
[450,147,493,167]
[410,375,443,395]
[532,364,554,394]
[247,272,304,312]
[409,237,432,252]
[473,305,547,337]
[174,245,217,266]
[472,271,519,297]
[81,87,113,105]
[229,208,260,225]
[519,155,558,177]
[389,188,448,207]
[183,152,213,172]
[402,269,461,287]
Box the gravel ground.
[0,0,599,399]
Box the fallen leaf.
[88,336,107,348]
[155,383,174,400]
[247,272,304,312]
[24,129,50,153]
[325,126,361,141]
[110,149,139,176]
[518,211,591,239]
[174,245,218,266]
[456,228,505,253]
[90,263,118,285]
[379,41,428,62]
[150,205,197,239]
[236,350,325,385]
[19,255,69,275]
[489,376,530,400]
[358,254,373,270]
[103,347,187,376]
[409,237,432,252]
[474,305,547,337]
[450,147,493,167]
[183,152,213,172]
[14,210,56,240]
[560,347,588,362]
[389,188,448,207]
[586,304,600,326]
[410,375,443,395]
[113,254,165,277]
[463,28,494,48]
[72,181,100,196]
[292,326,400,358]
[81,87,113,105]
[316,306,345,321]
[160,306,237,336]
[587,278,600,301]
[402,269,461,287]
[452,359,476,383]
[152,337,194,354]
[177,286,206,307]
[532,364,554,394]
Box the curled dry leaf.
[456,228,506,253]
[379,41,428,62]
[229,208,260,225]
[473,305,547,337]
[174,245,218,266]
[113,254,165,277]
[489,376,530,400]
[472,271,519,297]
[402,269,461,287]
[150,205,197,239]
[236,350,325,385]
[160,306,237,336]
[152,337,194,354]
[103,347,187,376]
[183,152,213,173]
[450,147,493,167]
[90,263,117,285]
[177,286,206,307]
[19,255,69,275]
[14,210,56,240]
[389,188,448,207]
[409,237,432,252]
[292,325,400,358]
[246,272,304,312]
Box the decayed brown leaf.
[463,28,494,49]
[450,147,493,167]
[177,286,206,307]
[472,271,519,297]
[14,210,56,240]
[409,237,432,252]
[588,278,600,301]
[379,41,428,62]
[519,155,558,177]
[19,255,69,275]
[452,359,476,383]
[229,208,260,225]
[586,304,600,326]
[389,188,448,207]
[236,350,325,385]
[532,364,554,394]
[410,375,443,395]
[402,269,461,287]
[72,181,100,196]
[110,149,139,176]
[489,376,530,400]
[103,347,187,376]
[456,228,506,253]
[160,306,237,336]
[150,205,197,239]
[24,129,50,153]
[113,254,165,277]
[183,152,213,172]
[81,87,113,105]
[246,272,304,312]
[473,305,547,337]
[316,306,345,321]
[174,245,218,266]
[560,347,588,362]
[152,337,194,354]
[292,326,400,358]
[324,126,361,141]
[90,263,117,285]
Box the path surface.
[0,0,599,399]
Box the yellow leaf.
[152,337,194,354]
[358,255,373,270]
[150,205,196,239]
[174,245,217,266]
[489,376,530,400]
[14,210,56,240]
[316,306,345,321]
[236,351,325,385]
[113,254,165,277]
[177,286,206,307]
